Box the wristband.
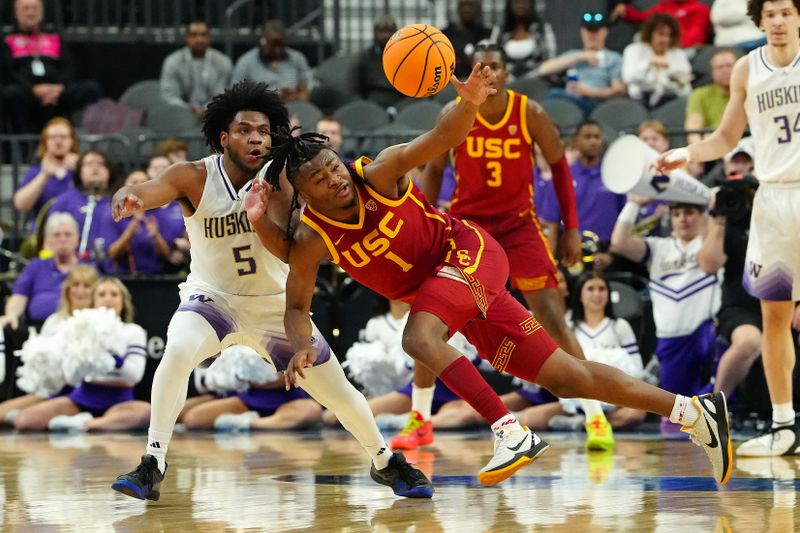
[617,202,639,225]
[665,147,691,165]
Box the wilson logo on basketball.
[425,65,443,97]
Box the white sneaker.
[736,423,800,457]
[48,412,93,432]
[214,411,258,432]
[477,426,549,485]
[680,392,733,484]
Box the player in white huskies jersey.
[655,0,800,457]
[110,81,432,500]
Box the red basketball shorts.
[412,219,558,379]
[463,211,559,293]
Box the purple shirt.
[154,201,186,245]
[50,189,122,272]
[537,160,626,243]
[17,164,75,217]
[12,258,69,321]
[110,217,162,275]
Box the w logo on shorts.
[189,294,214,303]
[748,261,762,278]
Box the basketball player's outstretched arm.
[283,225,331,389]
[111,161,202,221]
[362,63,497,195]
[655,57,750,173]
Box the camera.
[711,175,759,223]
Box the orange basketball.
[382,24,456,98]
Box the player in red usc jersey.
[414,42,612,452]
[248,63,733,487]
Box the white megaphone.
[601,135,710,205]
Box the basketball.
[382,24,456,98]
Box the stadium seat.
[394,100,443,130]
[334,100,391,133]
[650,96,688,131]
[360,122,421,157]
[508,76,550,101]
[313,54,359,95]
[310,85,357,115]
[144,103,200,134]
[287,101,324,132]
[539,98,584,134]
[589,98,649,134]
[119,80,165,112]
[433,83,457,104]
[691,46,723,81]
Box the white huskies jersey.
[745,46,800,183]
[184,156,289,296]
[567,316,642,378]
[645,235,722,338]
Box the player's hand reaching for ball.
[284,347,318,389]
[245,178,272,224]
[452,63,497,107]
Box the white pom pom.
[343,340,413,397]
[226,345,277,385]
[57,308,127,385]
[15,327,66,398]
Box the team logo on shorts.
[365,199,378,212]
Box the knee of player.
[13,410,42,431]
[401,329,441,360]
[538,356,591,398]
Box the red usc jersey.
[450,90,535,218]
[301,157,463,304]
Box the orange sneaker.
[390,411,434,450]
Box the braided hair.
[262,127,333,237]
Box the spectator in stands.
[14,277,150,432]
[443,0,493,79]
[610,0,711,49]
[160,21,233,120]
[538,120,625,272]
[146,154,170,180]
[232,19,312,102]
[13,117,79,220]
[0,0,101,133]
[702,136,755,188]
[154,138,188,163]
[0,264,97,427]
[711,0,766,52]
[490,0,557,78]
[685,48,738,144]
[0,212,80,330]
[107,171,175,276]
[315,116,343,153]
[354,15,400,109]
[50,150,120,270]
[538,11,626,116]
[699,171,761,403]
[611,198,723,428]
[622,14,692,109]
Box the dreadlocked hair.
[201,81,289,153]
[262,127,330,237]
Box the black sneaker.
[369,451,434,498]
[111,454,167,501]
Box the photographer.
[701,137,755,188]
[698,167,761,402]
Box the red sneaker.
[390,411,434,450]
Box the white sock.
[146,428,172,474]
[772,402,795,427]
[669,395,700,427]
[491,413,523,435]
[579,399,605,419]
[411,384,435,420]
[4,409,19,425]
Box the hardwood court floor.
[0,429,797,532]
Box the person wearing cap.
[686,48,740,144]
[537,11,626,116]
[610,193,725,433]
[701,136,755,187]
